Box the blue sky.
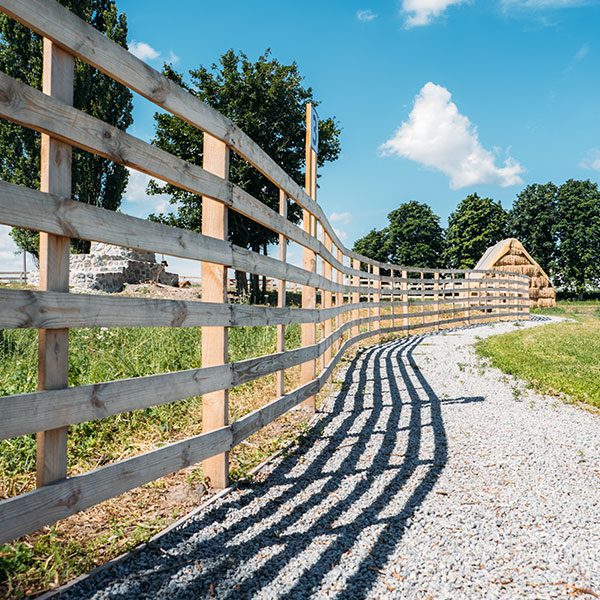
[2,0,600,273]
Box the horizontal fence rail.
[0,0,531,544]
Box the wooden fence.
[0,271,28,283]
[0,0,530,544]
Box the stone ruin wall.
[28,243,179,293]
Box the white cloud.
[123,169,171,216]
[356,9,378,21]
[129,41,160,62]
[402,0,468,27]
[330,211,352,225]
[580,149,600,171]
[380,82,524,189]
[129,41,179,65]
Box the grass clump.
[476,301,600,408]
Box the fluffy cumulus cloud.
[129,41,179,65]
[580,149,600,171]
[380,82,524,189]
[129,41,160,62]
[402,0,468,27]
[356,9,378,21]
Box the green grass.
[476,301,600,408]
[0,323,302,597]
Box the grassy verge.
[476,301,600,408]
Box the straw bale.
[537,298,555,308]
[496,254,530,266]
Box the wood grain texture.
[322,231,333,364]
[0,426,233,544]
[276,189,288,397]
[300,146,317,411]
[37,40,72,488]
[201,134,229,489]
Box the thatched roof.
[475,238,551,282]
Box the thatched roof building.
[475,238,556,308]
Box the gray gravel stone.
[58,317,600,599]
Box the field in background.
[477,301,600,409]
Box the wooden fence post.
[374,265,381,342]
[402,269,408,335]
[301,212,316,411]
[420,271,425,329]
[323,232,333,365]
[352,258,360,338]
[276,189,287,397]
[336,248,344,352]
[201,133,230,489]
[390,269,395,331]
[37,39,73,488]
[451,273,455,324]
[498,274,503,322]
[434,272,440,332]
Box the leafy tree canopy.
[386,201,444,267]
[148,49,341,253]
[507,182,558,275]
[554,179,600,294]
[0,0,133,256]
[352,228,389,264]
[444,193,507,269]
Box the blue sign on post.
[310,107,319,154]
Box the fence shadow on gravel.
[60,333,485,599]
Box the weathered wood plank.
[0,289,395,330]
[0,426,233,544]
[0,179,376,296]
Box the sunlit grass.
[476,301,600,408]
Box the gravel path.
[59,317,600,600]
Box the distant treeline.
[353,180,600,296]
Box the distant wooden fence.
[0,271,28,283]
[0,0,530,543]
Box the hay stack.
[474,238,556,309]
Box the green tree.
[148,49,341,300]
[555,179,600,295]
[507,183,558,275]
[444,193,508,269]
[0,0,133,256]
[386,201,444,267]
[353,228,389,264]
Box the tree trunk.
[262,243,268,299]
[235,270,248,299]
[250,273,259,304]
